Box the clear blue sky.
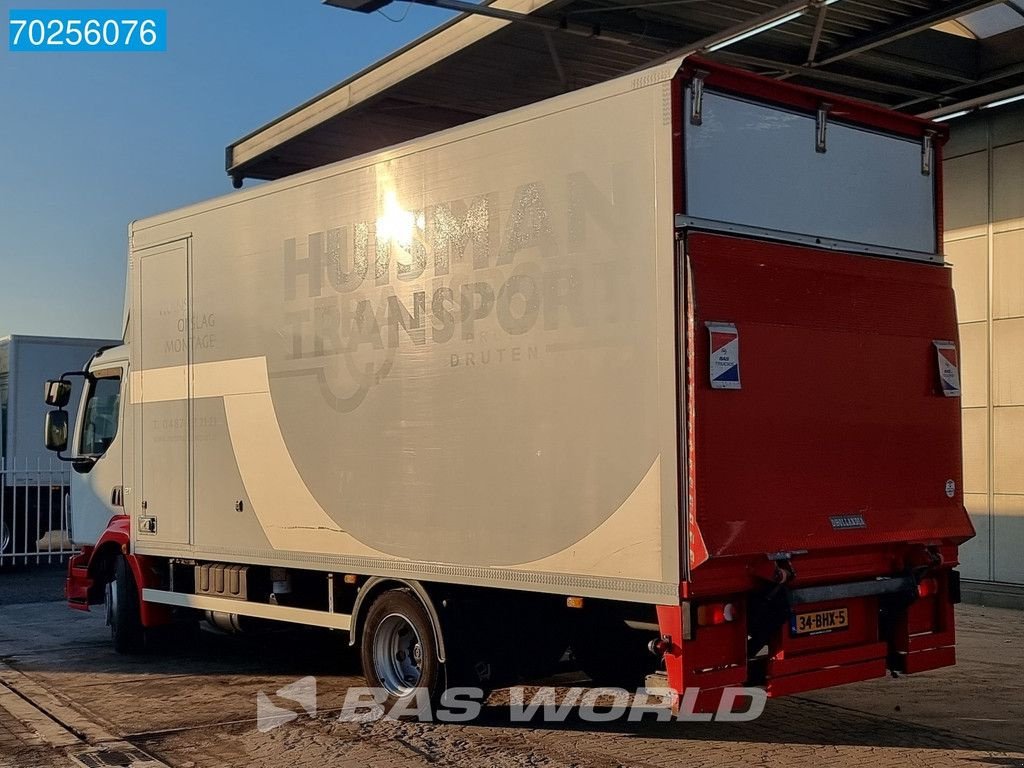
[0,0,452,339]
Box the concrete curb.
[0,661,169,768]
[961,580,1024,611]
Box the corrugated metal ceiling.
[227,0,1024,183]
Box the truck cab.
[67,346,129,548]
[44,346,140,624]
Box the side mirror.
[44,410,69,453]
[44,379,72,408]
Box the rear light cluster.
[696,602,738,627]
[917,577,939,598]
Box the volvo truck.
[44,56,973,712]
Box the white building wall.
[944,101,1024,587]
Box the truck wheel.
[106,555,145,654]
[360,589,445,710]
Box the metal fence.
[0,456,76,567]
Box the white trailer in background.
[1,335,118,559]
[1,335,119,475]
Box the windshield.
[79,374,121,456]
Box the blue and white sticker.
[706,322,740,390]
[933,340,961,398]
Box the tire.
[106,555,145,654]
[360,589,446,711]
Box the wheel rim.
[372,613,424,696]
[0,522,9,554]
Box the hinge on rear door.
[816,102,831,153]
[921,130,936,176]
[690,70,709,126]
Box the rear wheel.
[106,555,145,654]
[360,589,445,710]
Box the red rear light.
[696,602,737,627]
[917,577,939,598]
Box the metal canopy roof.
[226,0,1024,184]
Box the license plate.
[791,607,849,636]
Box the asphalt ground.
[0,564,65,606]
[0,567,1022,768]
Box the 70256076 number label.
[9,9,166,52]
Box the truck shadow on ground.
[6,617,1022,756]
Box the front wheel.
[360,589,445,711]
[106,555,145,654]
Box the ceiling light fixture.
[706,10,805,52]
[704,0,842,54]
[982,92,1024,110]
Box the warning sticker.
[706,322,740,390]
[933,340,961,398]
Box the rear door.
[685,231,974,563]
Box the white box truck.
[1,335,117,557]
[46,56,973,712]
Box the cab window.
[79,374,121,456]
